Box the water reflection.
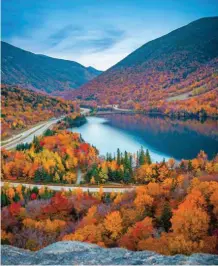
[70,114,218,161]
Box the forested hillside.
[1,86,77,139]
[72,17,218,117]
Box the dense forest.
[1,158,218,255]
[1,86,77,139]
[1,130,98,184]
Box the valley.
[1,10,218,264]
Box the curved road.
[1,108,90,151]
[1,116,65,150]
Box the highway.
[1,116,65,150]
[1,108,90,150]
[1,181,135,193]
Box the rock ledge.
[2,241,218,265]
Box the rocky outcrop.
[2,241,218,265]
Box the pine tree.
[129,155,133,174]
[123,170,131,184]
[43,129,55,136]
[33,136,42,153]
[145,149,152,165]
[117,148,121,165]
[34,167,51,183]
[124,151,128,166]
[31,186,39,194]
[160,202,172,232]
[34,169,42,182]
[139,146,145,165]
[13,193,20,202]
[1,192,9,207]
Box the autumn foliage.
[1,130,98,183]
[1,159,218,255]
[1,86,77,139]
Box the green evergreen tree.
[123,170,131,184]
[160,202,172,232]
[16,143,31,151]
[129,155,133,174]
[34,168,51,183]
[117,148,121,165]
[145,149,152,164]
[1,192,9,207]
[33,136,42,153]
[139,146,145,165]
[43,129,55,136]
[40,187,54,199]
[13,193,20,202]
[114,169,123,182]
[31,186,39,194]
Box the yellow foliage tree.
[171,206,209,241]
[104,211,123,240]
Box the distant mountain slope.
[74,17,218,117]
[1,41,102,93]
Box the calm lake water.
[70,114,218,162]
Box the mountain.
[1,41,102,94]
[2,241,218,265]
[74,17,218,117]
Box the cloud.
[49,25,81,41]
[92,29,125,52]
[48,25,82,47]
[48,27,125,52]
[73,28,126,53]
[4,1,204,70]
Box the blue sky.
[2,0,218,70]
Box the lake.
[70,114,218,162]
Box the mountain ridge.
[73,17,218,117]
[1,41,102,94]
[114,16,218,68]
